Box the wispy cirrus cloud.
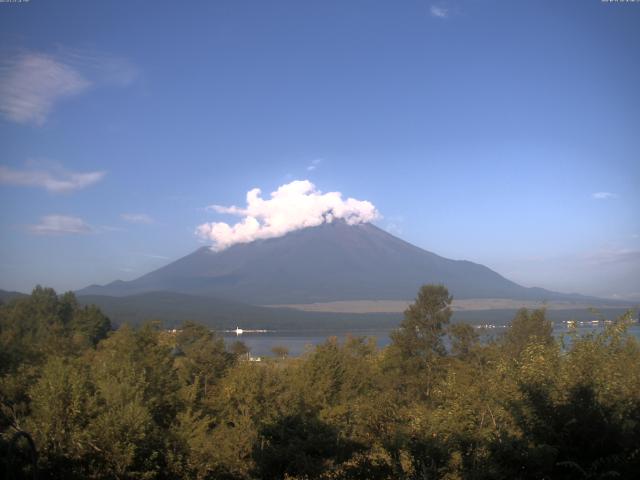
[430,5,449,18]
[142,253,170,260]
[592,191,619,200]
[0,49,138,125]
[28,215,93,235]
[307,158,322,172]
[0,164,105,193]
[0,52,89,125]
[121,213,154,224]
[582,248,640,265]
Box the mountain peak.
[77,222,585,304]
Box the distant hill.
[77,291,401,330]
[78,221,602,305]
[0,289,28,303]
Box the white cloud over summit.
[196,180,379,251]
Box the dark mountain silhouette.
[78,221,593,304]
[0,289,28,303]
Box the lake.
[222,322,640,358]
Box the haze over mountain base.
[265,298,631,314]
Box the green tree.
[448,322,480,360]
[385,284,453,399]
[82,323,179,477]
[503,308,553,357]
[253,412,352,480]
[174,321,235,404]
[271,345,289,360]
[27,356,97,478]
[209,361,294,478]
[229,340,250,358]
[167,406,218,480]
[390,284,453,360]
[69,303,111,346]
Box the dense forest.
[1,285,639,479]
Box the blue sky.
[1,0,639,299]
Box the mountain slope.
[78,221,590,304]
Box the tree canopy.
[1,285,639,479]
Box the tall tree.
[503,308,553,357]
[390,284,453,360]
[174,321,235,404]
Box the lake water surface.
[222,323,640,358]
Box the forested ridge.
[1,285,639,479]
